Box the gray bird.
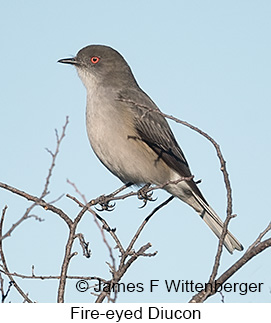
[58,45,243,253]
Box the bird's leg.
[111,182,133,196]
[137,183,157,208]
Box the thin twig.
[120,196,174,267]
[0,203,36,241]
[0,182,72,227]
[0,268,106,282]
[0,206,32,303]
[1,117,69,240]
[95,242,155,303]
[42,116,69,198]
[208,214,237,283]
[246,222,271,254]
[1,278,13,303]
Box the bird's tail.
[191,191,243,253]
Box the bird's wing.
[117,88,207,203]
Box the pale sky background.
[0,1,270,303]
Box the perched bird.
[58,45,243,253]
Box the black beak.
[57,57,79,65]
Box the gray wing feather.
[117,88,208,203]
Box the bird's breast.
[85,93,171,185]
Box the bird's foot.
[95,194,116,212]
[137,184,157,208]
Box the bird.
[58,44,243,253]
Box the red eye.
[90,56,100,64]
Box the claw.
[139,199,148,209]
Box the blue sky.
[0,0,270,303]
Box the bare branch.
[67,181,118,274]
[0,203,36,241]
[42,116,69,198]
[208,214,237,285]
[0,206,32,303]
[120,196,174,267]
[1,275,13,303]
[95,242,155,303]
[93,197,173,303]
[246,222,271,254]
[0,182,72,227]
[189,222,271,303]
[57,226,76,303]
[0,268,106,283]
